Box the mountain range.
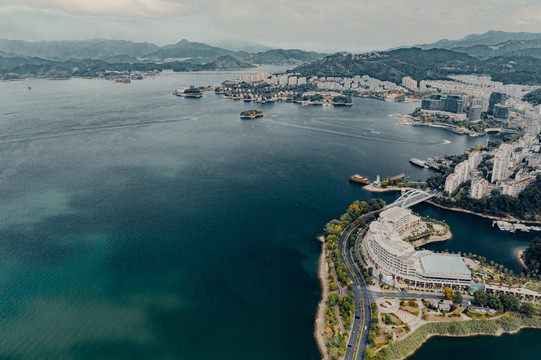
[0,38,323,64]
[2,31,541,84]
[414,30,541,59]
[0,38,325,80]
[292,46,541,85]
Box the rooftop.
[419,253,470,276]
[379,207,411,222]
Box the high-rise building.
[444,173,460,194]
[421,94,463,114]
[401,76,418,91]
[488,92,507,114]
[502,177,533,197]
[470,178,488,199]
[455,160,470,183]
[445,95,464,114]
[468,151,483,171]
[493,104,510,120]
[468,106,482,121]
[491,145,512,183]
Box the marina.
[493,220,541,233]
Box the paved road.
[337,209,471,360]
[338,222,366,360]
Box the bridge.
[386,189,436,209]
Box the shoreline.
[400,325,541,360]
[314,236,329,360]
[517,249,527,269]
[363,185,415,193]
[425,200,541,225]
[412,230,452,247]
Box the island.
[173,86,204,98]
[240,110,263,119]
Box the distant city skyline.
[1,0,541,52]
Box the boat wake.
[0,116,198,145]
[265,119,443,145]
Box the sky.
[0,0,540,52]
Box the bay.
[0,69,537,359]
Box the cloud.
[0,0,540,51]
[0,0,200,18]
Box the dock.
[493,220,541,233]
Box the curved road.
[337,211,452,360]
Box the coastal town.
[305,66,541,360]
[172,69,541,360]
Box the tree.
[520,302,536,318]
[473,290,489,307]
[328,293,339,307]
[524,237,541,276]
[499,293,520,312]
[453,291,463,304]
[443,287,454,300]
[487,294,503,310]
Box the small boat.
[27,86,32,91]
[349,175,370,185]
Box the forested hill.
[523,89,541,106]
[291,47,541,85]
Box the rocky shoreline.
[314,236,329,360]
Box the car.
[355,316,360,319]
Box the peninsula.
[317,200,541,360]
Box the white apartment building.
[491,144,513,183]
[470,178,488,199]
[502,177,533,197]
[455,160,470,183]
[468,151,483,171]
[401,76,418,91]
[445,173,460,194]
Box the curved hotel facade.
[362,208,471,289]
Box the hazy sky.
[1,0,540,52]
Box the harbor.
[493,220,541,233]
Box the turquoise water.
[0,70,537,359]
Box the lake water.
[0,69,538,359]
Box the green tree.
[473,290,489,307]
[520,302,536,318]
[453,291,463,304]
[499,293,520,312]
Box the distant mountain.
[0,53,254,80]
[147,39,235,60]
[415,31,541,59]
[417,31,541,49]
[201,55,253,70]
[208,38,273,53]
[0,39,159,61]
[292,47,541,85]
[243,49,325,64]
